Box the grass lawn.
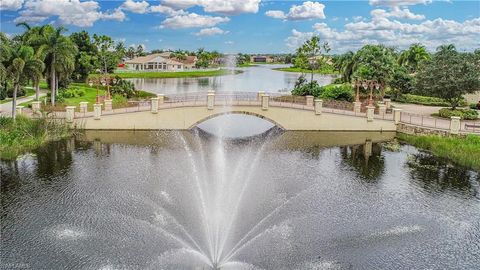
[397,133,480,171]
[273,67,338,75]
[0,87,36,104]
[91,69,240,79]
[237,63,257,67]
[19,82,156,111]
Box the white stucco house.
[125,53,197,71]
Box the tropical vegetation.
[397,134,480,171]
[0,115,72,160]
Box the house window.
[178,65,181,69]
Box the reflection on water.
[128,65,335,94]
[1,131,479,269]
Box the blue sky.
[1,0,479,53]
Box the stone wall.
[396,123,451,136]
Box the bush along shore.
[397,133,480,171]
[0,116,73,160]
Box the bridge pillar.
[450,116,461,135]
[79,102,88,113]
[353,101,362,114]
[378,103,387,116]
[314,99,323,115]
[384,98,392,109]
[306,95,314,107]
[392,108,402,124]
[207,92,215,110]
[65,106,76,123]
[157,94,164,105]
[364,139,372,158]
[366,106,375,122]
[257,91,265,101]
[262,95,269,110]
[104,99,112,111]
[16,106,24,115]
[151,97,159,114]
[94,104,102,120]
[31,101,41,114]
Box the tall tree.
[5,45,44,119]
[416,45,480,109]
[398,43,430,73]
[299,36,330,87]
[93,34,119,74]
[31,25,77,105]
[70,31,97,81]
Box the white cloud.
[266,1,325,21]
[102,8,126,21]
[371,7,425,20]
[201,0,260,15]
[149,4,186,16]
[14,0,125,27]
[121,0,149,14]
[160,13,229,29]
[0,0,23,11]
[369,0,432,7]
[161,0,260,15]
[265,10,286,19]
[194,27,229,36]
[286,16,480,52]
[225,40,234,44]
[161,0,198,9]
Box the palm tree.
[5,45,44,119]
[299,36,330,87]
[398,43,430,73]
[31,25,77,105]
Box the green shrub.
[111,76,136,98]
[320,84,354,101]
[470,103,479,110]
[291,81,322,96]
[437,108,478,120]
[395,94,451,106]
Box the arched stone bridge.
[69,92,399,131]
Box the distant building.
[124,53,197,71]
[250,55,274,63]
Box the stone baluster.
[262,95,269,110]
[314,99,323,115]
[94,104,102,120]
[450,116,461,135]
[366,106,375,122]
[65,106,76,123]
[151,97,159,114]
[157,94,165,105]
[306,95,314,107]
[207,91,215,110]
[353,101,362,114]
[257,91,265,101]
[392,108,402,124]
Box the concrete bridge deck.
[67,92,397,131]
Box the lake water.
[1,121,479,269]
[128,64,335,94]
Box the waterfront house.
[125,53,196,71]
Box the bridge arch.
[187,111,286,130]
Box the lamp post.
[88,79,100,105]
